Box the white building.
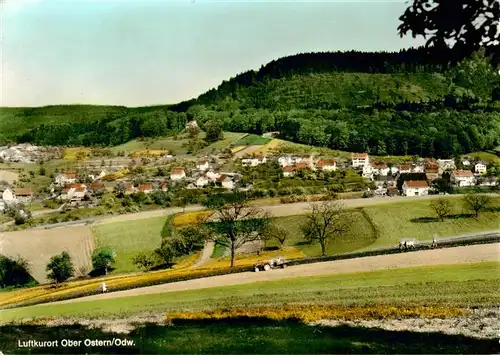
[412,165,425,173]
[217,175,234,189]
[283,166,295,177]
[196,176,209,187]
[362,164,374,180]
[241,155,267,167]
[399,164,412,174]
[452,170,475,187]
[371,163,390,176]
[351,153,369,168]
[278,156,294,167]
[55,172,77,186]
[437,159,455,170]
[402,180,430,197]
[170,168,186,181]
[1,187,15,203]
[316,159,337,172]
[474,162,487,175]
[196,159,210,171]
[390,166,399,175]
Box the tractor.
[253,256,288,272]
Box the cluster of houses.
[0,144,62,163]
[237,152,498,197]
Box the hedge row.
[285,233,500,267]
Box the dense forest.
[1,47,499,158]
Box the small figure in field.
[101,282,107,293]
[432,234,438,248]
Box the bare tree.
[301,201,351,256]
[203,191,270,267]
[263,224,288,248]
[462,193,491,218]
[429,198,452,221]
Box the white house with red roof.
[138,184,153,194]
[196,159,211,171]
[170,168,186,181]
[371,163,390,176]
[351,153,369,168]
[55,172,77,186]
[316,159,337,172]
[452,170,475,187]
[402,180,430,197]
[283,166,295,177]
[474,162,487,175]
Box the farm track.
[43,243,500,305]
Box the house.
[461,158,471,167]
[283,166,295,177]
[241,155,267,167]
[216,175,234,189]
[362,164,374,180]
[60,186,86,201]
[477,176,498,187]
[351,153,369,168]
[170,168,186,181]
[412,164,425,173]
[474,162,487,175]
[295,155,314,168]
[206,171,220,182]
[425,167,440,182]
[437,159,455,170]
[371,163,390,176]
[1,187,15,203]
[294,162,310,171]
[13,188,33,202]
[196,159,210,171]
[196,176,209,187]
[123,183,135,195]
[316,159,337,172]
[402,180,430,197]
[160,183,168,191]
[89,183,106,193]
[452,170,475,187]
[390,166,399,175]
[138,184,153,194]
[278,156,294,167]
[55,172,77,186]
[399,164,412,174]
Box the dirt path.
[47,243,499,305]
[190,241,215,268]
[92,194,467,226]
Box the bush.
[133,252,160,271]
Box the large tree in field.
[398,0,500,62]
[91,248,116,275]
[430,198,453,221]
[462,192,491,217]
[203,191,270,267]
[301,200,351,257]
[46,251,74,284]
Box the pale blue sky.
[1,0,424,107]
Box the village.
[0,141,499,219]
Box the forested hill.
[1,48,500,158]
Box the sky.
[1,0,424,107]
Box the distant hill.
[1,48,499,158]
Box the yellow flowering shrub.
[130,149,168,158]
[172,211,214,227]
[166,305,468,323]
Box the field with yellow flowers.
[62,147,91,160]
[171,210,214,227]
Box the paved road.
[46,243,500,305]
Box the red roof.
[66,183,86,189]
[371,162,388,169]
[455,170,474,177]
[352,153,368,159]
[90,183,105,190]
[74,187,86,193]
[404,180,429,188]
[295,163,309,170]
[400,164,411,171]
[61,172,77,179]
[316,159,336,168]
[197,160,209,165]
[171,168,185,175]
[14,188,33,196]
[425,167,439,173]
[138,184,153,192]
[283,166,295,173]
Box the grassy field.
[91,216,167,273]
[109,132,246,156]
[271,210,376,256]
[1,262,498,321]
[362,197,500,249]
[232,134,271,146]
[465,151,500,163]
